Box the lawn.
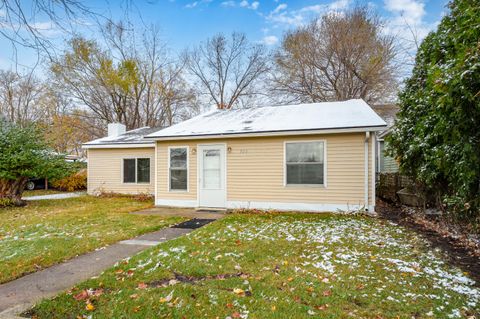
[31,213,479,319]
[0,195,185,284]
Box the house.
[371,104,400,173]
[83,99,387,212]
[83,125,160,195]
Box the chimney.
[107,123,126,137]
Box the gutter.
[365,132,370,211]
[145,126,387,141]
[82,143,155,149]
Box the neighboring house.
[83,99,386,212]
[371,104,400,173]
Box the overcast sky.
[0,0,448,72]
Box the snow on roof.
[145,99,387,140]
[83,126,162,147]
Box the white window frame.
[283,140,327,187]
[168,146,189,192]
[121,157,152,185]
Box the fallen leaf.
[133,306,141,313]
[271,305,277,311]
[287,277,294,282]
[322,290,332,297]
[306,287,314,293]
[115,269,124,274]
[130,294,138,299]
[226,303,234,309]
[233,288,245,296]
[85,302,95,311]
[314,304,329,311]
[91,288,104,297]
[137,282,148,290]
[232,312,241,318]
[160,291,174,303]
[73,290,88,301]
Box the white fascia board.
[82,143,155,149]
[145,126,387,141]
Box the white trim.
[86,150,91,194]
[197,143,228,208]
[82,143,154,149]
[120,156,153,185]
[155,198,197,207]
[227,200,369,213]
[167,146,189,192]
[364,132,369,210]
[154,198,374,213]
[154,142,158,201]
[145,126,387,141]
[283,140,327,187]
[371,133,376,210]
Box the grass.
[22,189,68,197]
[0,195,186,284]
[31,213,479,319]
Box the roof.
[83,126,162,148]
[145,99,387,140]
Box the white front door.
[198,144,226,208]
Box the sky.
[0,0,449,72]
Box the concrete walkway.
[132,207,226,220]
[23,192,85,201]
[0,223,205,318]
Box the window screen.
[286,142,324,185]
[123,158,150,183]
[123,159,136,183]
[137,158,150,183]
[169,148,187,190]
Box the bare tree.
[185,32,269,109]
[50,22,198,133]
[273,6,399,104]
[0,0,96,61]
[0,70,55,127]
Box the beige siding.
[87,148,155,195]
[156,132,376,208]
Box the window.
[169,147,188,190]
[285,141,325,185]
[123,158,150,184]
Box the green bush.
[51,169,87,192]
[387,0,480,224]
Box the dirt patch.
[147,272,250,288]
[376,199,480,284]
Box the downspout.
[364,132,370,212]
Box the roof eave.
[145,125,387,141]
[82,142,155,149]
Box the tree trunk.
[0,177,28,206]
